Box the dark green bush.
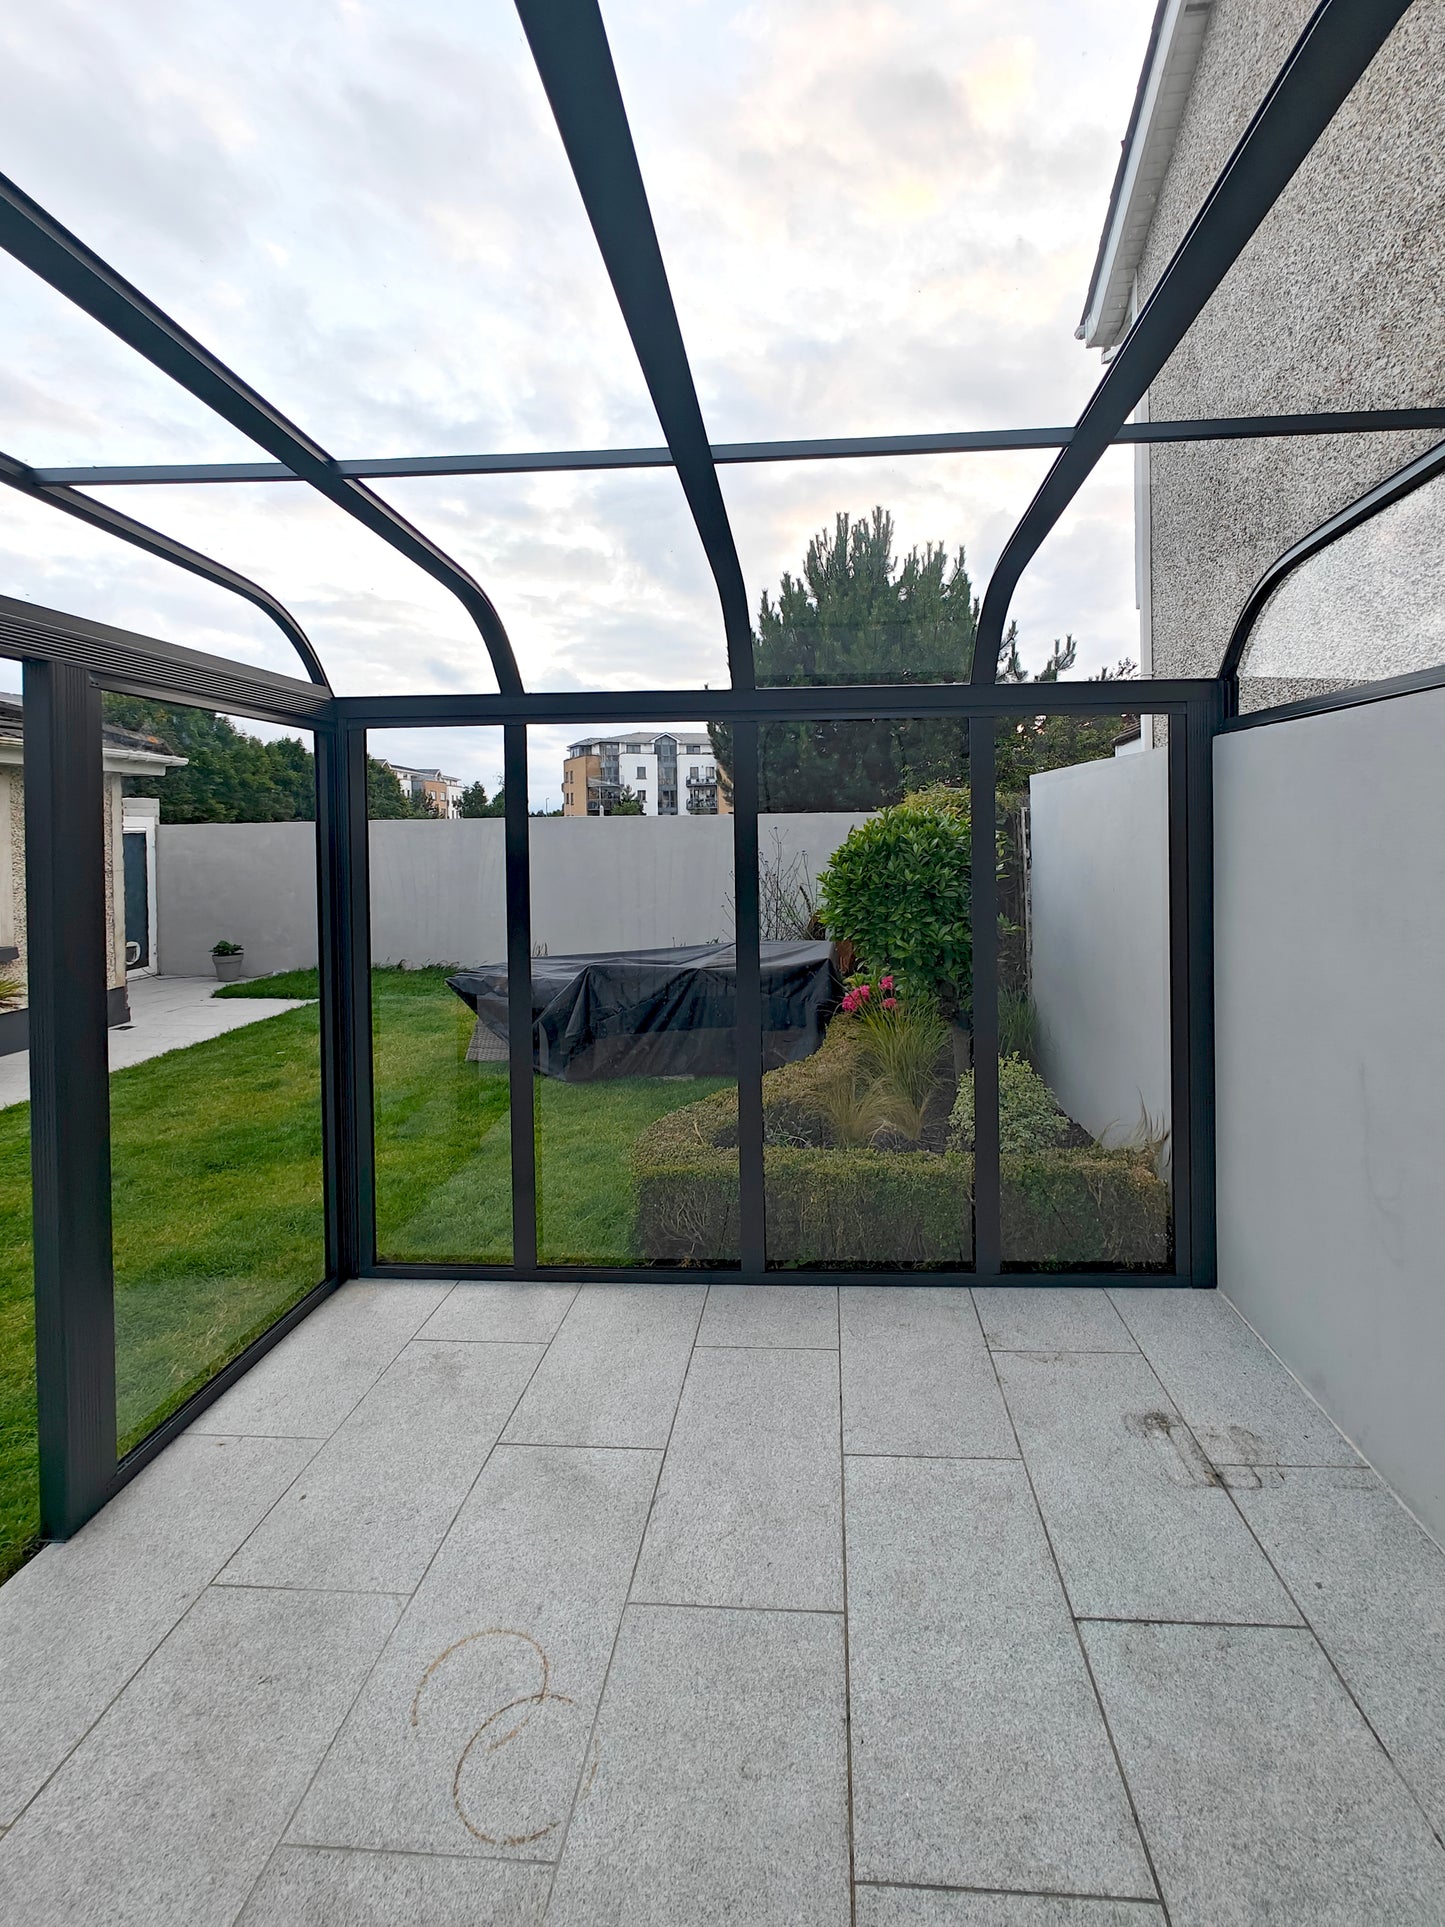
[816,794,972,1009]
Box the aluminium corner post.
[968,717,1001,1275]
[1183,685,1223,1284]
[730,722,765,1272]
[504,725,538,1270]
[316,719,374,1278]
[24,657,117,1535]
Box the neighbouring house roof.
[0,695,187,777]
[1077,0,1216,352]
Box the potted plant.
[210,939,246,983]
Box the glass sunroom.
[0,1,1442,1921]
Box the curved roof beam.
[972,0,1414,683]
[514,0,754,690]
[0,172,523,695]
[0,449,329,688]
[1220,434,1445,696]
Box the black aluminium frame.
[0,0,1430,1538]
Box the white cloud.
[0,0,1157,797]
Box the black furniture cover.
[447,941,837,1081]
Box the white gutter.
[1077,0,1215,352]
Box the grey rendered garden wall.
[155,813,870,976]
[1214,688,1445,1540]
[1027,749,1171,1149]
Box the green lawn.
[0,968,729,1582]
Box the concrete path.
[0,974,313,1109]
[1,1282,1443,1924]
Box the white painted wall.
[1027,749,1171,1146]
[1215,691,1445,1540]
[155,812,870,975]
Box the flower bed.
[631,1022,1170,1269]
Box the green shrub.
[950,1054,1071,1154]
[632,1064,1170,1269]
[998,986,1038,1062]
[817,794,972,1009]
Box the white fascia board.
[1078,0,1214,352]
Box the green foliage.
[603,785,645,816]
[710,509,976,809]
[851,987,949,1137]
[998,986,1039,1062]
[818,795,973,1009]
[632,1079,1167,1269]
[215,970,320,999]
[458,780,505,818]
[210,939,244,957]
[950,1053,1071,1155]
[104,696,316,823]
[101,695,439,823]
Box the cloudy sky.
[0,0,1156,800]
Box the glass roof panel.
[1238,465,1445,709]
[716,450,1055,684]
[0,483,300,683]
[606,0,1158,442]
[0,253,262,469]
[47,481,497,696]
[0,0,664,462]
[373,469,728,691]
[992,443,1140,681]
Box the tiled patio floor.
[1,1282,1443,1925]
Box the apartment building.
[380,761,463,818]
[562,730,729,816]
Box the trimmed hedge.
[631,1040,1170,1267]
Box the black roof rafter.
[513,0,755,690]
[0,171,523,695]
[971,0,1415,683]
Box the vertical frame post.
[504,724,538,1271]
[1183,687,1222,1283]
[969,717,1001,1276]
[316,720,373,1278]
[24,658,117,1535]
[731,721,765,1272]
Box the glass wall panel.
[530,721,738,1267]
[994,707,1172,1271]
[0,676,36,1576]
[1238,467,1445,709]
[719,452,1054,687]
[368,727,510,1266]
[757,712,973,1270]
[108,698,324,1455]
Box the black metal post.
[316,722,373,1277]
[504,725,538,1271]
[731,723,766,1270]
[24,658,117,1535]
[1183,687,1223,1284]
[969,718,1001,1274]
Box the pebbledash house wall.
[1127,0,1445,694]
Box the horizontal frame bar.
[362,1265,1189,1289]
[34,408,1445,490]
[1221,659,1445,731]
[332,680,1205,728]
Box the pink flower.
[883,996,897,1009]
[858,982,871,998]
[880,975,894,990]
